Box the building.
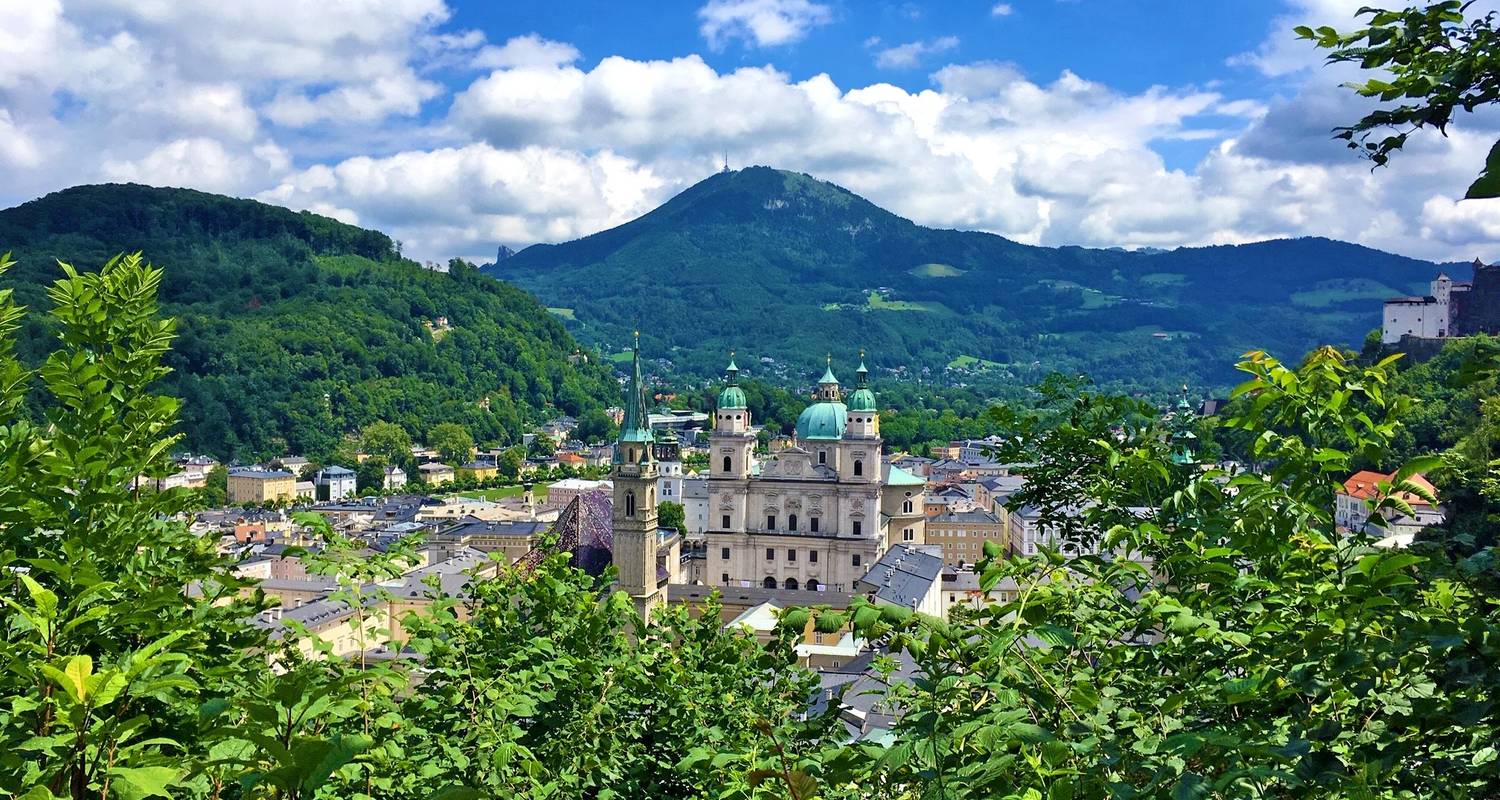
[925,508,1007,567]
[316,465,357,502]
[228,469,297,505]
[382,465,407,491]
[427,515,550,563]
[460,461,499,482]
[548,478,613,509]
[853,544,945,619]
[704,355,927,594]
[609,338,681,619]
[1381,263,1500,344]
[656,430,684,502]
[1336,470,1441,536]
[418,462,455,486]
[682,476,709,534]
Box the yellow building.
[460,461,499,482]
[925,508,1007,567]
[227,470,298,505]
[418,462,455,486]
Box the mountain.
[488,166,1449,392]
[481,244,517,270]
[0,184,616,461]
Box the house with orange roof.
[1335,469,1440,536]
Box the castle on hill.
[1382,259,1500,344]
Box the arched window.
[762,576,777,588]
[784,577,799,590]
[806,578,819,591]
[853,459,863,476]
[625,491,635,518]
[788,513,798,531]
[722,455,732,472]
[902,500,913,514]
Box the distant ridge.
[489,166,1445,391]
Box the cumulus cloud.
[874,36,960,70]
[990,3,1013,17]
[474,34,581,69]
[697,0,834,49]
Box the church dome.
[847,387,877,412]
[718,384,748,410]
[796,401,847,440]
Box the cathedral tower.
[611,334,663,620]
[845,353,880,440]
[711,353,754,481]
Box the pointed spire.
[856,349,869,386]
[618,331,654,445]
[726,349,739,383]
[819,353,839,386]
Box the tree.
[527,434,556,459]
[200,463,228,507]
[1302,1,1500,197]
[428,422,474,465]
[356,455,390,494]
[658,500,685,532]
[498,445,526,480]
[574,409,617,444]
[360,420,412,464]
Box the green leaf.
[109,766,178,800]
[19,574,58,618]
[1466,139,1500,199]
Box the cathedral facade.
[704,357,927,593]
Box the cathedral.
[702,355,927,593]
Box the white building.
[655,431,684,503]
[682,476,709,534]
[315,466,357,501]
[382,465,407,491]
[1382,272,1470,344]
[704,356,927,594]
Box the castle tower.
[845,352,880,440]
[1433,272,1453,336]
[816,355,841,402]
[611,333,663,620]
[711,353,754,481]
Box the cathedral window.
[722,514,731,529]
[818,451,826,464]
[810,517,820,533]
[765,547,774,561]
[902,500,913,514]
[852,554,862,568]
[852,520,862,537]
[787,549,796,562]
[785,577,799,590]
[766,514,776,530]
[720,547,730,559]
[809,550,818,563]
[854,459,863,476]
[625,491,636,517]
[788,513,798,531]
[807,578,820,590]
[763,576,777,588]
[722,456,732,472]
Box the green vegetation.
[947,354,1005,370]
[491,166,1442,392]
[546,306,576,319]
[910,262,963,277]
[864,289,939,312]
[454,484,549,502]
[1303,1,1500,197]
[1291,278,1409,308]
[3,250,1500,798]
[0,184,617,462]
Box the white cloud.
[474,34,581,69]
[990,3,1014,17]
[875,36,960,70]
[697,0,834,49]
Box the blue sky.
[4,0,1500,262]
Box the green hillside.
[490,166,1447,392]
[0,184,616,461]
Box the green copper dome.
[718,385,748,409]
[796,401,847,440]
[718,352,747,409]
[847,355,875,411]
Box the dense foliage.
[492,166,1444,393]
[1301,1,1500,198]
[0,184,617,462]
[4,252,1497,799]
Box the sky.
[4,0,1500,264]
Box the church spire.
[617,331,654,450]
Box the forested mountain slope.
[1,184,615,461]
[491,166,1450,391]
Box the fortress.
[1381,259,1500,344]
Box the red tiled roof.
[1341,470,1437,505]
